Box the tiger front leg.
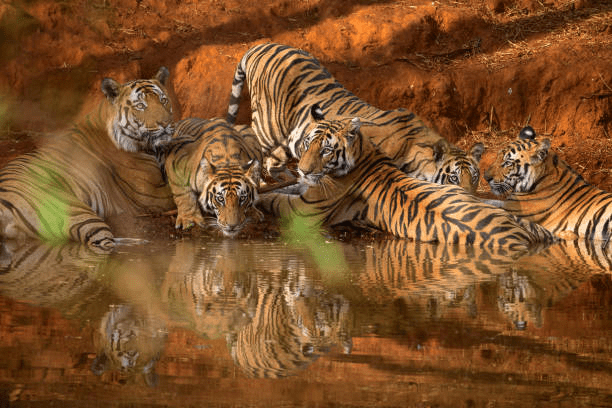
[257,191,328,226]
[258,191,298,218]
[63,207,116,251]
[171,188,206,230]
[264,146,295,182]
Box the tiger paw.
[90,237,116,253]
[557,230,579,241]
[249,206,265,222]
[175,211,205,230]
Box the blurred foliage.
[280,213,349,280]
[25,161,71,243]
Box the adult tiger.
[162,118,262,236]
[484,126,612,245]
[0,68,175,250]
[226,42,484,193]
[257,112,555,250]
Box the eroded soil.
[1,0,611,192]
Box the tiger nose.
[483,169,493,183]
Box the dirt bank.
[1,0,611,191]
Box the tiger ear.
[519,126,536,140]
[154,67,169,85]
[244,159,261,185]
[433,139,449,163]
[347,117,362,144]
[470,142,485,163]
[532,138,550,163]
[311,104,325,121]
[200,157,216,174]
[101,77,121,102]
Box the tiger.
[484,126,612,244]
[162,118,262,236]
[0,67,176,250]
[257,113,556,250]
[226,42,484,193]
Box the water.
[1,233,611,407]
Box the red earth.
[1,0,611,194]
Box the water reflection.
[162,240,352,378]
[0,240,115,320]
[0,236,611,405]
[91,304,167,387]
[340,239,611,332]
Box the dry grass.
[476,2,612,71]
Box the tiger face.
[199,161,261,237]
[484,127,551,196]
[101,67,174,153]
[297,108,362,186]
[432,143,484,194]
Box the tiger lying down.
[484,126,612,245]
[0,68,175,250]
[257,110,557,251]
[162,118,263,237]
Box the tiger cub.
[0,68,175,250]
[257,112,555,250]
[227,42,484,193]
[484,126,612,244]
[163,118,262,236]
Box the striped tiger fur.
[484,126,612,244]
[160,239,352,378]
[91,304,166,387]
[162,118,263,236]
[257,114,556,250]
[227,42,484,193]
[227,269,351,378]
[344,238,609,331]
[0,68,175,250]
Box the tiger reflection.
[502,239,612,330]
[496,270,542,330]
[349,239,521,304]
[0,241,169,385]
[162,240,352,378]
[161,240,256,338]
[0,241,114,320]
[345,239,611,329]
[227,272,352,378]
[91,304,167,386]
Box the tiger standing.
[162,118,262,236]
[227,42,484,193]
[484,126,612,245]
[257,113,555,250]
[0,68,175,250]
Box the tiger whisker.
[320,176,335,199]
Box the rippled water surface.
[1,233,612,407]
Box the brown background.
[1,0,611,192]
